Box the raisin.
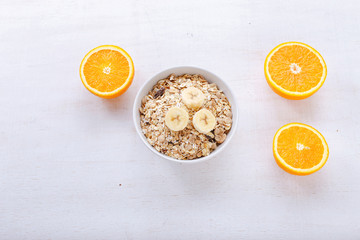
[154,87,165,99]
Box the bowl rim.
[132,66,238,163]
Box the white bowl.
[133,66,238,163]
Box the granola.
[139,74,233,160]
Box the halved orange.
[273,123,329,175]
[80,45,134,98]
[265,42,327,100]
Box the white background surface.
[1,0,359,239]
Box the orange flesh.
[277,126,324,169]
[268,45,324,92]
[83,49,130,92]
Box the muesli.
[139,74,232,160]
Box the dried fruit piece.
[154,87,165,99]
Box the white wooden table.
[1,0,359,239]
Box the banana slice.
[181,87,205,109]
[193,109,216,134]
[165,107,189,131]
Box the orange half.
[80,45,134,98]
[273,123,329,175]
[265,42,327,100]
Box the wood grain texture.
[0,0,359,239]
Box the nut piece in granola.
[193,109,216,134]
[165,107,189,131]
[181,87,205,109]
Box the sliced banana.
[181,87,205,109]
[165,107,189,131]
[193,109,216,134]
